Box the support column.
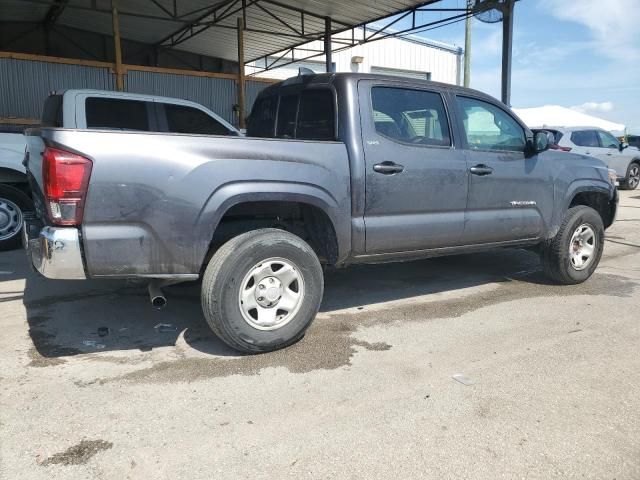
[463,0,472,88]
[111,0,124,91]
[501,0,515,105]
[324,17,332,73]
[237,16,246,130]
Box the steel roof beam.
[147,0,176,19]
[42,0,70,26]
[253,2,304,38]
[248,0,442,65]
[156,0,358,52]
[22,0,206,22]
[156,0,256,48]
[196,23,326,40]
[257,0,352,28]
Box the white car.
[535,126,640,190]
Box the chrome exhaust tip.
[148,281,167,310]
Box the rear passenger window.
[86,97,150,131]
[371,87,450,146]
[164,104,230,135]
[296,90,335,140]
[571,130,599,148]
[276,95,298,138]
[247,96,278,137]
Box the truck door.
[359,81,469,254]
[454,95,551,244]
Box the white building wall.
[246,28,461,85]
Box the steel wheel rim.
[629,165,640,188]
[0,197,23,242]
[569,223,596,271]
[238,257,305,331]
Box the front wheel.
[540,206,605,284]
[201,228,324,353]
[621,162,639,190]
[0,184,33,252]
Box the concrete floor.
[1,191,639,480]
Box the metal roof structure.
[2,0,464,64]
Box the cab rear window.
[248,89,335,141]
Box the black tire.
[0,184,33,252]
[201,228,324,353]
[540,206,604,285]
[620,162,640,190]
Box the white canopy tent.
[513,105,625,133]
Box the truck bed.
[25,128,351,277]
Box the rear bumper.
[23,221,86,279]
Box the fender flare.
[563,180,613,211]
[194,180,350,265]
[547,179,615,237]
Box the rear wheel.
[540,206,604,284]
[201,228,324,353]
[621,162,639,190]
[0,184,33,251]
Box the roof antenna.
[298,67,315,76]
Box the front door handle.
[469,164,494,176]
[373,161,404,175]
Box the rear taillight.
[43,146,92,226]
[550,144,572,152]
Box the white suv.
[536,127,640,190]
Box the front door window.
[456,96,526,152]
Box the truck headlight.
[608,169,619,186]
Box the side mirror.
[619,142,628,152]
[533,131,549,153]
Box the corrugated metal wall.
[1,58,271,124]
[0,57,114,119]
[246,80,270,116]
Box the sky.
[374,0,640,133]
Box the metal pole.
[111,0,124,91]
[501,0,515,105]
[463,0,471,88]
[324,16,332,73]
[237,16,246,130]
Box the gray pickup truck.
[23,73,618,353]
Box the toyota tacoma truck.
[23,73,618,353]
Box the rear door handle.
[373,161,404,175]
[469,164,494,176]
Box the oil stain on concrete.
[40,439,112,466]
[102,270,635,385]
[20,249,638,383]
[107,323,392,384]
